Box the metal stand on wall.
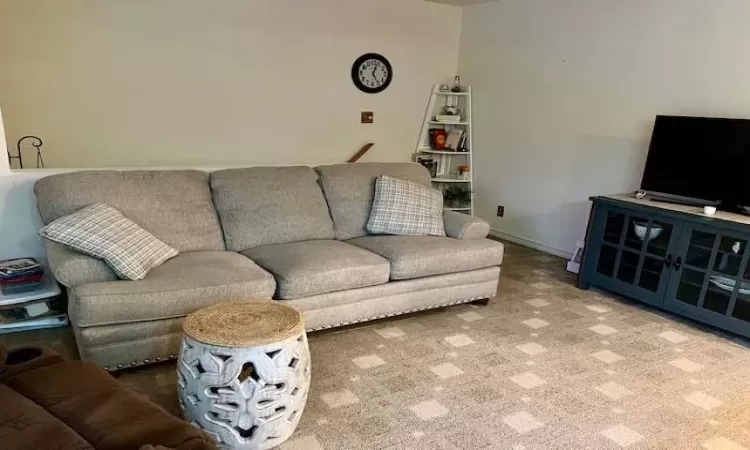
[7,136,44,169]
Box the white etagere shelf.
[415,84,474,215]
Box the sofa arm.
[443,211,490,240]
[44,240,117,288]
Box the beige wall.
[459,0,750,257]
[0,0,461,168]
[0,108,8,174]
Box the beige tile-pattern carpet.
[4,242,750,449]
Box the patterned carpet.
[5,242,750,449]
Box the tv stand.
[579,194,750,339]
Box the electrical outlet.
[497,205,505,217]
[361,111,374,124]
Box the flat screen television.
[641,115,750,211]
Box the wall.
[459,0,750,257]
[0,0,461,168]
[0,108,8,174]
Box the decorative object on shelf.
[8,135,44,169]
[457,164,470,180]
[633,222,663,241]
[435,114,462,123]
[443,186,472,209]
[417,156,438,178]
[633,189,647,199]
[709,274,750,295]
[430,129,447,149]
[444,105,462,116]
[351,53,392,94]
[178,301,310,450]
[451,75,463,93]
[439,84,450,93]
[445,130,463,151]
[458,133,469,152]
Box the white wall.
[0,0,461,168]
[0,108,9,174]
[459,0,750,257]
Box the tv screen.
[641,115,750,209]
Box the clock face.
[351,53,392,94]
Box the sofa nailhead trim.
[102,295,492,371]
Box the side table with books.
[0,258,66,334]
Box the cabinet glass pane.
[603,212,625,245]
[684,231,716,270]
[711,236,746,278]
[596,245,617,277]
[703,286,731,315]
[645,220,673,257]
[616,250,639,284]
[728,270,750,322]
[624,216,651,252]
[675,268,705,306]
[732,296,750,322]
[638,256,663,292]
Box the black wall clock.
[351,53,392,94]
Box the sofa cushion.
[347,236,504,280]
[40,203,178,280]
[70,251,275,327]
[367,176,445,237]
[0,384,94,450]
[210,167,334,251]
[35,170,224,252]
[242,240,389,299]
[315,163,432,240]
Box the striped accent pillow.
[40,203,178,280]
[366,175,446,236]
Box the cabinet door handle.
[674,256,682,271]
[664,254,673,268]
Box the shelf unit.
[415,84,474,215]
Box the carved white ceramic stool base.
[177,301,311,449]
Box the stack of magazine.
[0,258,66,334]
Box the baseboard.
[490,228,574,260]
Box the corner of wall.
[0,106,10,174]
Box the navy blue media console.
[579,194,750,338]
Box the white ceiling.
[423,0,498,6]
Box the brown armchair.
[0,345,216,450]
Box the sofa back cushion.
[210,166,335,251]
[315,163,432,240]
[34,170,224,252]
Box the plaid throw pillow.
[40,203,178,280]
[366,176,446,236]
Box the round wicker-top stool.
[177,301,311,450]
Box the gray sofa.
[34,163,504,370]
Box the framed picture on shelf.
[445,130,463,151]
[429,129,448,150]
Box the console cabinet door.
[664,224,750,338]
[584,204,681,306]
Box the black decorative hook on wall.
[7,135,44,169]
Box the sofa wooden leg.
[471,298,491,306]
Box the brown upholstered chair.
[0,345,216,450]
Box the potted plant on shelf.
[443,186,472,208]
